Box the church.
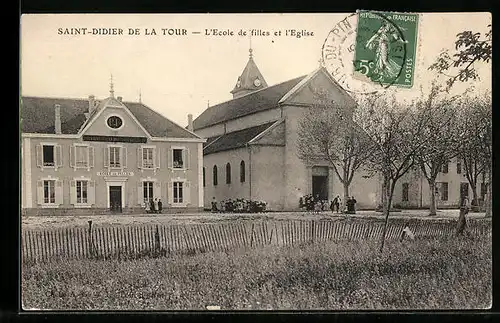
[192,49,381,211]
[21,82,205,216]
[192,49,488,211]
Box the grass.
[22,235,491,310]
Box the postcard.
[20,12,492,310]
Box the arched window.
[203,167,206,187]
[213,165,218,186]
[226,163,231,184]
[240,160,246,183]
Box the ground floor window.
[440,182,449,201]
[173,181,183,204]
[143,181,154,203]
[76,180,88,204]
[43,180,56,204]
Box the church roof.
[230,51,268,95]
[193,76,305,130]
[20,96,199,138]
[203,121,277,155]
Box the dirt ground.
[21,209,488,230]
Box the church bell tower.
[230,47,268,99]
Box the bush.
[22,235,491,310]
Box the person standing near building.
[332,195,341,213]
[351,196,357,214]
[145,199,150,214]
[158,199,163,214]
[154,198,159,214]
[150,198,156,214]
[456,196,470,236]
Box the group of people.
[211,197,267,213]
[145,198,163,214]
[299,194,357,214]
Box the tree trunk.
[428,180,437,216]
[470,183,479,208]
[343,182,349,212]
[379,177,392,253]
[485,167,492,217]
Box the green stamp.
[353,10,419,88]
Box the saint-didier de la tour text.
[57,27,188,36]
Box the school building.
[21,87,205,216]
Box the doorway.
[312,166,329,200]
[109,185,122,213]
[460,182,469,206]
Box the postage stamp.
[353,10,419,88]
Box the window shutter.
[156,147,160,169]
[168,181,173,205]
[56,145,63,167]
[185,148,190,169]
[69,145,75,168]
[137,147,142,169]
[89,146,95,168]
[88,181,96,205]
[55,180,63,205]
[184,181,191,205]
[70,180,77,205]
[104,147,108,167]
[122,147,128,168]
[36,144,42,168]
[163,181,167,206]
[37,180,44,205]
[167,148,172,169]
[155,181,162,200]
[137,182,143,206]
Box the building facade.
[193,50,380,211]
[21,91,205,216]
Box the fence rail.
[21,219,491,263]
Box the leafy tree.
[429,25,492,90]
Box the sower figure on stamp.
[456,196,470,236]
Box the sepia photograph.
[20,12,492,310]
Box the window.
[456,161,462,174]
[75,146,89,168]
[173,182,184,204]
[441,182,449,201]
[203,167,206,187]
[143,181,154,203]
[213,165,218,186]
[226,163,231,184]
[240,161,245,183]
[76,180,88,204]
[43,180,56,204]
[173,149,184,168]
[107,115,123,129]
[43,145,55,167]
[142,147,154,169]
[402,183,409,202]
[441,161,449,174]
[109,146,121,168]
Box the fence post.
[155,225,161,256]
[88,220,93,258]
[250,223,255,248]
[311,220,315,244]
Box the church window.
[213,165,218,186]
[226,163,231,184]
[240,161,245,183]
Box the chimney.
[117,96,122,102]
[187,114,194,131]
[54,104,62,134]
[88,95,96,114]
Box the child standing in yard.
[158,199,163,214]
[145,199,150,214]
[456,196,470,236]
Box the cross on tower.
[109,74,115,98]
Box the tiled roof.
[20,96,199,138]
[203,121,276,155]
[193,76,305,130]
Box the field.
[22,234,491,310]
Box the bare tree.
[358,93,433,252]
[415,84,463,216]
[457,92,492,215]
[297,94,376,210]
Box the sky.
[21,13,491,127]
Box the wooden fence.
[21,219,491,263]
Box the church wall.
[250,145,285,211]
[194,123,225,139]
[202,147,250,209]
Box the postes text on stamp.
[353,10,419,88]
